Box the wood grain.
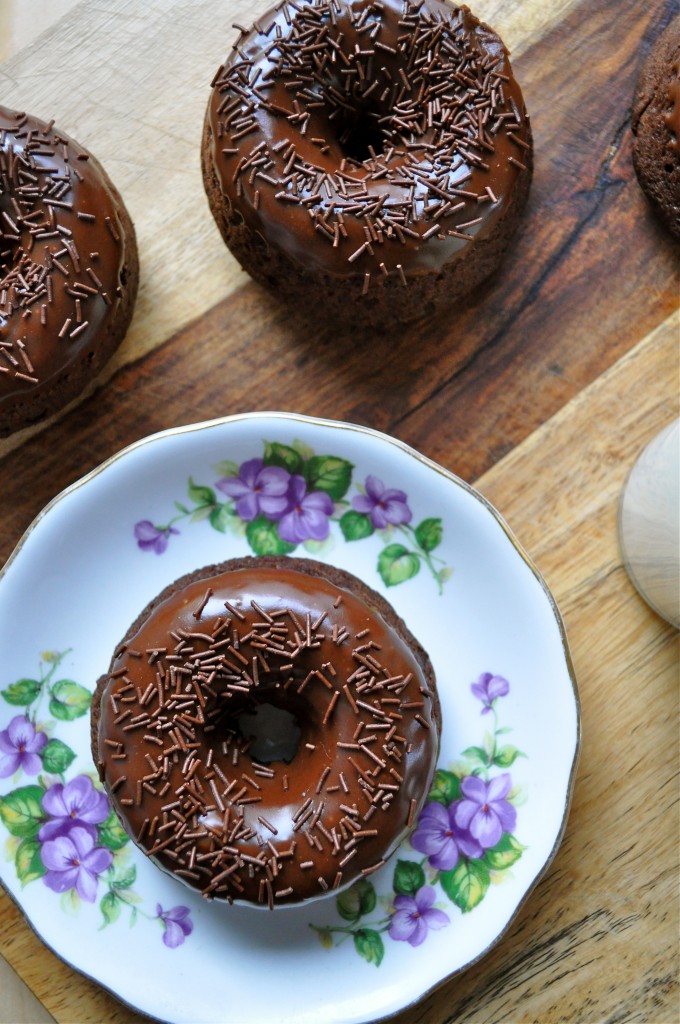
[385,314,679,1024]
[0,0,679,1021]
[1,0,676,492]
[0,955,53,1024]
[0,0,80,64]
[1,292,677,1024]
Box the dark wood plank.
[395,0,680,472]
[0,0,677,568]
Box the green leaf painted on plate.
[354,928,384,967]
[427,769,462,805]
[292,438,315,462]
[484,833,525,870]
[0,786,45,839]
[264,441,305,475]
[393,859,426,897]
[440,858,490,912]
[339,510,374,542]
[49,680,91,721]
[15,838,46,886]
[209,505,232,533]
[98,811,130,852]
[40,738,76,775]
[213,459,240,478]
[336,879,377,922]
[1,678,41,706]
[246,516,296,556]
[187,477,216,507]
[100,891,122,927]
[493,744,525,768]
[415,517,443,552]
[461,745,490,766]
[377,544,420,587]
[305,455,353,500]
[112,863,137,890]
[190,506,213,522]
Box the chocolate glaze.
[0,107,134,420]
[95,559,440,907]
[206,0,531,280]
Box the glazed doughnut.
[0,106,138,436]
[202,0,532,325]
[92,557,440,907]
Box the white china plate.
[0,413,580,1024]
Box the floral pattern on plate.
[133,438,451,593]
[312,673,526,965]
[0,412,580,1024]
[1,651,522,965]
[0,651,193,948]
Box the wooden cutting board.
[0,0,678,1021]
[0,0,677,483]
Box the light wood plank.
[0,0,80,63]
[384,324,680,1024]
[0,954,54,1024]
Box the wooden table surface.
[0,1,678,1022]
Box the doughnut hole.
[331,102,386,163]
[236,701,301,764]
[213,686,323,767]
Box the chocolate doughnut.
[0,107,138,436]
[632,18,680,238]
[202,0,532,326]
[92,557,440,908]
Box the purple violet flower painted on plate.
[216,458,290,521]
[277,475,334,544]
[389,886,450,947]
[39,775,110,841]
[411,800,483,869]
[471,672,510,714]
[156,904,194,948]
[0,715,47,778]
[41,825,113,902]
[352,474,413,529]
[130,440,451,592]
[455,774,517,850]
[134,520,179,555]
[0,652,196,950]
[312,670,526,966]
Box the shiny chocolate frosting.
[0,107,132,416]
[206,0,531,284]
[95,560,440,907]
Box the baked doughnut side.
[631,18,680,238]
[202,111,532,325]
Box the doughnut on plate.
[0,412,580,1024]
